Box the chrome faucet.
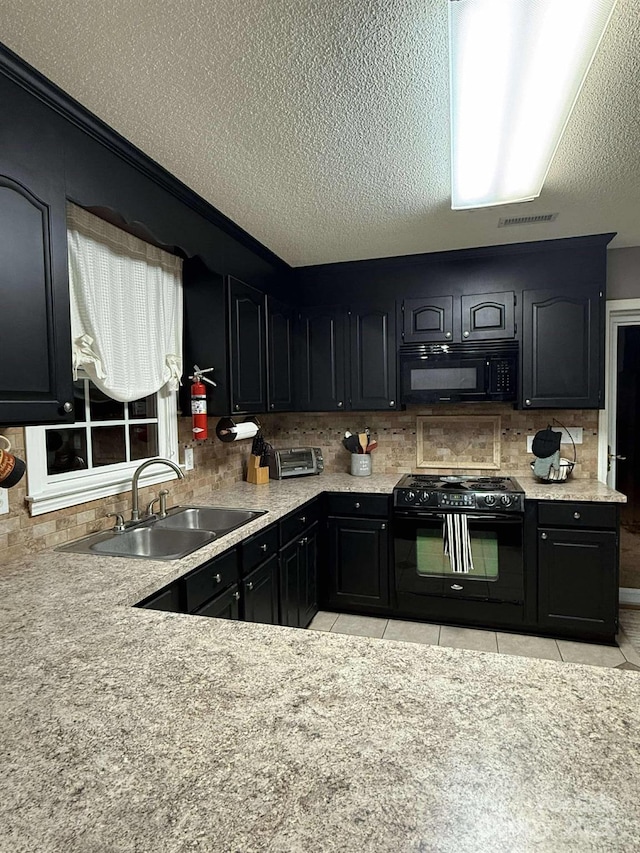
[130,458,184,522]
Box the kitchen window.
[25,375,179,516]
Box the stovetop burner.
[393,473,524,513]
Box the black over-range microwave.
[399,341,518,404]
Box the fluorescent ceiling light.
[448,0,618,210]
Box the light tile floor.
[308,610,640,670]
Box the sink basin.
[88,526,215,560]
[56,505,266,560]
[153,506,266,536]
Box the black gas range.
[393,473,525,514]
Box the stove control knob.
[405,491,416,504]
[500,495,512,507]
[484,494,496,507]
[418,490,430,503]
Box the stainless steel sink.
[153,506,266,535]
[56,504,266,560]
[89,526,216,560]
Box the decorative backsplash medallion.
[416,415,501,470]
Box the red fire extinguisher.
[189,365,216,440]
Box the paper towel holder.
[216,416,261,443]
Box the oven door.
[400,355,488,403]
[394,510,524,603]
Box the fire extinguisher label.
[192,426,206,435]
[191,399,206,414]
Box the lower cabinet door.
[327,517,390,611]
[279,523,319,628]
[193,583,241,620]
[136,582,183,613]
[538,528,618,639]
[243,555,279,625]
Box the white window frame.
[25,382,181,517]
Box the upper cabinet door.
[350,301,397,410]
[266,297,295,412]
[228,277,267,414]
[0,77,74,425]
[296,307,347,411]
[461,291,515,342]
[402,296,454,343]
[521,288,603,409]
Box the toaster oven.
[268,447,324,479]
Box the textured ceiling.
[1,0,639,266]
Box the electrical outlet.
[184,447,194,471]
[0,489,8,515]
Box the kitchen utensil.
[358,433,368,453]
[366,440,377,453]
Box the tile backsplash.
[0,404,599,564]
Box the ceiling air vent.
[498,213,558,227]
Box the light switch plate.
[184,447,194,471]
[0,489,8,515]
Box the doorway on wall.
[605,301,640,598]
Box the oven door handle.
[394,511,521,523]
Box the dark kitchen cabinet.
[401,291,515,346]
[536,501,618,642]
[279,520,319,629]
[402,296,454,343]
[325,492,391,613]
[296,306,347,411]
[243,554,279,624]
[136,581,183,613]
[194,583,241,620]
[461,291,515,342]
[0,74,74,425]
[266,296,295,412]
[521,288,603,409]
[349,300,397,410]
[228,276,267,414]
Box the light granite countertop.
[0,472,636,853]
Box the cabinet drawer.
[325,492,390,518]
[185,549,239,612]
[280,500,321,545]
[537,502,618,529]
[193,583,240,620]
[241,524,279,575]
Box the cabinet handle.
[573,512,581,520]
[445,331,452,339]
[233,591,240,601]
[63,401,73,413]
[463,331,469,338]
[337,401,343,408]
[354,502,361,509]
[260,543,268,552]
[214,573,222,583]
[299,537,308,546]
[299,516,307,524]
[381,523,386,530]
[541,533,548,540]
[234,404,240,411]
[246,581,254,591]
[389,400,395,407]
[451,584,463,590]
[270,403,275,410]
[525,399,531,406]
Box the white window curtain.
[67,202,183,402]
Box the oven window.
[410,366,477,391]
[416,527,499,580]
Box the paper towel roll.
[216,417,260,442]
[230,421,259,440]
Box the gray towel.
[533,450,561,478]
[443,514,474,573]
